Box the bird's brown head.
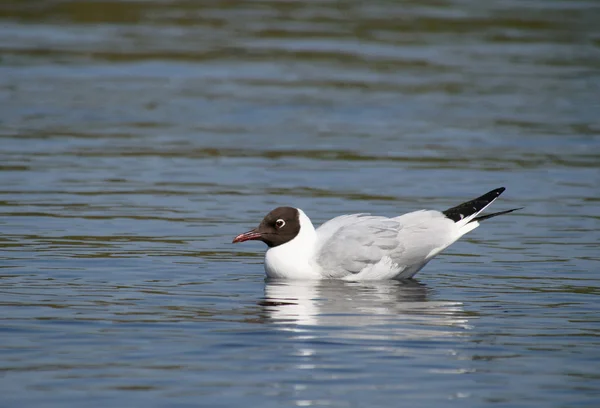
[232,207,301,248]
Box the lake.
[1,0,599,407]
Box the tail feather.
[443,187,519,225]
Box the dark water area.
[1,1,600,407]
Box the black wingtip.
[472,207,523,222]
[487,187,506,197]
[442,187,507,223]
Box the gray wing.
[315,211,457,279]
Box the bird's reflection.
[260,279,474,407]
[261,279,471,341]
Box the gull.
[233,187,520,280]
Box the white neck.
[264,209,321,279]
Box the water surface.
[1,1,600,407]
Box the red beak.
[232,228,262,243]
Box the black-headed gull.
[233,187,520,280]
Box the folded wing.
[315,211,458,279]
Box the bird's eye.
[275,219,285,228]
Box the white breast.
[264,209,322,279]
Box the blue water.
[1,1,600,407]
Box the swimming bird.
[233,187,520,280]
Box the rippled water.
[1,1,600,407]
